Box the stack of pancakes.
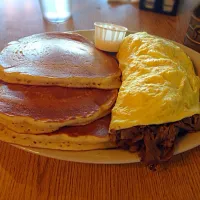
[0,32,121,150]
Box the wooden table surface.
[0,0,200,199]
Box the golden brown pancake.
[0,81,118,134]
[0,32,121,89]
[0,115,116,150]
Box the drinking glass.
[39,0,72,24]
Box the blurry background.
[0,0,199,45]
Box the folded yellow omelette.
[110,32,200,131]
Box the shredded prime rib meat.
[110,115,200,169]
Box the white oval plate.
[13,30,200,164]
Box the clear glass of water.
[39,0,72,23]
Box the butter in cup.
[94,22,128,52]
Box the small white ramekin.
[94,22,128,52]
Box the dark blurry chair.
[184,4,200,53]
